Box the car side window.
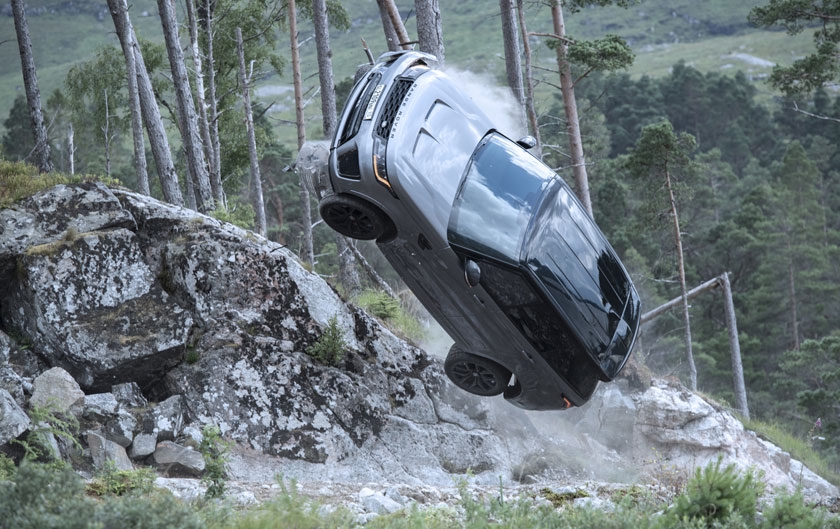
[448,133,552,263]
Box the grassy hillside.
[0,0,818,140]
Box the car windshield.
[447,133,553,263]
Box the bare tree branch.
[793,101,840,122]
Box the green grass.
[743,417,840,486]
[354,289,426,344]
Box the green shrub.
[86,462,156,497]
[759,489,827,529]
[664,458,762,528]
[199,424,231,499]
[356,289,401,320]
[0,461,96,529]
[306,316,347,367]
[210,200,256,230]
[354,289,426,344]
[96,490,206,529]
[14,405,81,463]
[743,417,840,486]
[0,453,16,481]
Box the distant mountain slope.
[0,0,807,138]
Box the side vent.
[337,147,360,179]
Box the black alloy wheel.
[444,347,511,397]
[319,194,393,241]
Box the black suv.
[310,51,640,410]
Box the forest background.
[2,0,839,474]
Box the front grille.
[375,78,414,139]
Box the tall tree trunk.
[158,0,214,212]
[376,0,400,51]
[67,122,75,175]
[102,89,113,178]
[11,0,53,173]
[109,0,149,195]
[337,237,362,297]
[721,272,749,419]
[289,0,315,265]
[500,0,523,103]
[666,166,696,390]
[380,0,411,50]
[312,0,337,139]
[517,0,541,156]
[201,0,224,209]
[236,28,267,236]
[787,238,800,351]
[187,0,223,206]
[551,1,591,217]
[312,0,363,295]
[415,0,444,64]
[107,0,183,205]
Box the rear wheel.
[319,194,394,241]
[444,346,511,397]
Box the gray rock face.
[112,382,148,408]
[2,226,193,390]
[0,389,30,444]
[0,182,135,280]
[633,380,839,499]
[0,184,510,483]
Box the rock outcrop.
[0,183,836,501]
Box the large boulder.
[0,185,519,484]
[634,380,839,499]
[2,224,193,390]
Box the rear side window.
[448,134,551,263]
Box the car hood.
[388,71,492,241]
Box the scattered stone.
[359,487,405,514]
[112,382,148,408]
[0,389,30,445]
[88,430,133,471]
[30,367,84,413]
[105,409,138,447]
[143,395,185,440]
[129,432,158,459]
[0,364,25,405]
[82,393,119,421]
[154,440,205,475]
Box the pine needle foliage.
[665,458,762,527]
[306,315,346,367]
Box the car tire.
[319,194,395,241]
[444,346,511,397]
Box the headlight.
[372,137,397,197]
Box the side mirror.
[516,135,537,150]
[464,259,481,288]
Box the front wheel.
[319,194,394,241]
[444,346,511,397]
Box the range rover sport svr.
[307,50,641,411]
